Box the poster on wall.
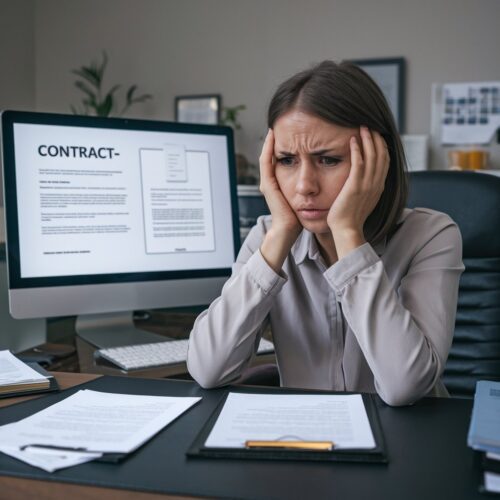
[440,82,500,145]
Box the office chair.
[407,170,500,397]
[240,170,500,397]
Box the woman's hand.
[327,126,390,259]
[259,129,302,272]
[259,129,302,236]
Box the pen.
[245,440,334,451]
[20,444,96,453]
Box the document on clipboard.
[188,392,387,463]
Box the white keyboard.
[96,338,275,371]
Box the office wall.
[32,0,500,169]
[0,0,35,206]
[0,0,35,112]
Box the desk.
[0,373,483,500]
[0,373,187,500]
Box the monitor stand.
[75,311,168,349]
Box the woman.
[187,60,464,406]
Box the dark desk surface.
[0,373,482,500]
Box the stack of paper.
[467,380,500,494]
[0,350,50,396]
[0,389,200,472]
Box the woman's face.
[273,109,359,235]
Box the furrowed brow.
[310,149,340,156]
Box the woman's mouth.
[297,208,329,220]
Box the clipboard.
[187,392,388,464]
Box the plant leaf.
[130,93,153,104]
[97,51,108,83]
[72,67,100,89]
[97,94,113,117]
[82,97,97,109]
[126,85,137,103]
[107,84,121,96]
[74,80,96,100]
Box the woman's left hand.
[326,126,390,257]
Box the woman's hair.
[267,60,408,245]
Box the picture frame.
[175,94,221,125]
[349,57,406,133]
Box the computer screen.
[1,111,239,347]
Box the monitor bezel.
[1,110,240,290]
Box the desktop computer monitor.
[1,111,240,348]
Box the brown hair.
[267,60,408,245]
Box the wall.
[0,0,35,112]
[31,0,500,169]
[0,0,35,205]
[0,1,44,352]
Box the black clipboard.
[187,392,388,464]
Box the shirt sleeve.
[187,217,287,388]
[323,212,464,406]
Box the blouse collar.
[291,208,412,265]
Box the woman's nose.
[295,160,319,196]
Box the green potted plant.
[70,51,152,117]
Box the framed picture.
[175,94,221,125]
[349,57,406,133]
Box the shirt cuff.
[245,249,288,295]
[323,242,380,293]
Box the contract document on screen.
[0,389,200,471]
[204,393,376,449]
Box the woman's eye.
[276,157,295,166]
[319,156,341,166]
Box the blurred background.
[1,0,500,190]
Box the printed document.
[0,350,48,386]
[485,472,500,494]
[0,441,102,472]
[140,149,215,254]
[0,389,200,472]
[205,393,376,449]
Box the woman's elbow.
[376,370,438,406]
[378,347,446,406]
[186,353,224,389]
[191,373,222,389]
[377,386,420,407]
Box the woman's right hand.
[259,129,302,235]
[258,129,302,272]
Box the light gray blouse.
[187,208,465,406]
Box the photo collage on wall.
[440,82,500,144]
[443,84,500,126]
